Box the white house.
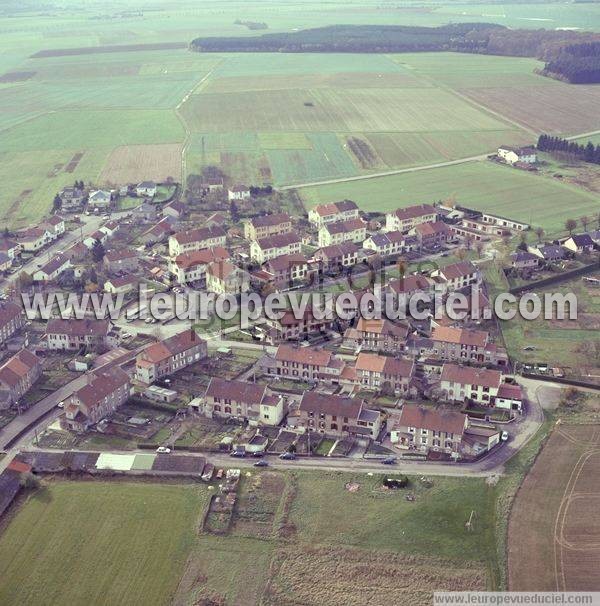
[88,190,112,209]
[228,184,251,201]
[497,146,537,166]
[32,254,72,282]
[136,181,157,198]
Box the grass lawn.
[300,160,600,237]
[0,482,206,606]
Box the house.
[264,253,308,287]
[136,181,157,198]
[563,233,595,254]
[200,175,224,192]
[392,404,468,457]
[273,343,346,384]
[266,308,335,343]
[205,212,228,228]
[104,274,138,295]
[46,319,111,351]
[431,261,481,292]
[83,230,108,249]
[169,246,230,286]
[510,251,540,270]
[429,326,508,367]
[494,382,524,413]
[59,186,86,212]
[163,201,187,220]
[387,274,435,302]
[385,204,438,233]
[0,349,42,409]
[0,253,12,272]
[203,377,284,426]
[206,260,249,294]
[99,220,120,238]
[480,213,529,232]
[32,254,72,282]
[318,217,366,247]
[42,215,65,238]
[308,200,359,228]
[411,221,450,248]
[88,189,112,209]
[64,367,130,432]
[363,231,407,257]
[135,329,207,384]
[0,303,24,345]
[103,248,139,273]
[228,184,251,201]
[0,239,21,261]
[355,352,415,395]
[296,392,381,439]
[244,213,292,241]
[527,243,567,263]
[250,232,302,263]
[343,317,409,354]
[497,146,537,165]
[168,226,227,257]
[440,363,503,405]
[133,201,159,223]
[17,227,54,253]
[314,242,359,272]
[140,217,174,245]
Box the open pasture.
[509,425,600,591]
[300,160,599,236]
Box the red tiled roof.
[392,204,437,221]
[74,367,129,410]
[431,326,488,348]
[441,363,502,389]
[205,377,266,404]
[256,232,301,250]
[174,246,229,269]
[439,261,477,281]
[399,403,466,435]
[251,213,290,228]
[275,344,331,366]
[46,319,110,337]
[299,391,362,418]
[172,226,226,245]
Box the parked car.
[501,431,509,442]
[230,450,245,458]
[381,457,397,465]
[56,401,64,409]
[279,452,296,460]
[156,446,171,454]
[254,460,269,467]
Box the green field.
[0,482,204,605]
[299,160,600,236]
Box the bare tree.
[581,215,590,232]
[565,218,577,235]
[535,226,545,242]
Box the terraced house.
[308,200,359,228]
[314,242,359,272]
[168,246,230,286]
[45,319,111,351]
[354,352,415,395]
[431,260,481,292]
[363,230,408,257]
[295,392,381,440]
[440,363,503,405]
[250,231,302,263]
[0,349,42,409]
[264,253,308,287]
[385,203,438,233]
[273,343,346,383]
[64,367,131,432]
[317,217,366,247]
[343,318,410,354]
[168,226,227,257]
[135,329,207,385]
[203,377,284,426]
[244,212,292,241]
[429,326,508,367]
[0,302,24,345]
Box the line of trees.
[542,41,600,83]
[537,134,600,164]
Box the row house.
[206,260,249,294]
[140,218,174,246]
[168,226,227,257]
[362,230,407,257]
[0,349,42,409]
[431,261,481,292]
[411,221,450,248]
[440,363,503,405]
[264,253,308,287]
[17,227,54,253]
[244,212,291,241]
[169,246,229,286]
[314,242,359,273]
[296,392,381,440]
[392,403,468,457]
[387,274,435,307]
[0,303,24,345]
[46,319,111,351]
[204,377,284,426]
[273,343,345,383]
[385,204,438,234]
[265,308,335,343]
[343,317,409,354]
[32,254,72,282]
[429,326,508,366]
[480,213,529,232]
[354,352,415,395]
[64,367,131,432]
[135,329,207,384]
[317,217,366,247]
[308,200,359,228]
[103,248,139,273]
[250,231,302,264]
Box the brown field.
[99,143,182,184]
[263,545,487,606]
[65,151,85,173]
[509,425,600,591]
[460,85,600,135]
[0,71,35,83]
[30,42,186,58]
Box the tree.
[396,256,407,279]
[535,226,545,242]
[475,240,484,258]
[19,472,40,490]
[565,218,577,235]
[91,239,105,263]
[53,194,62,212]
[581,215,590,231]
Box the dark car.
[253,460,269,467]
[252,452,264,458]
[381,457,397,465]
[279,452,296,460]
[230,450,246,458]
